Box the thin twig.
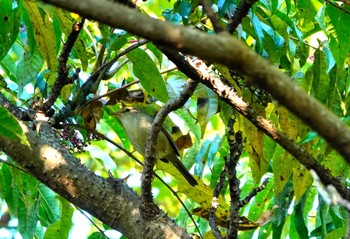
[75,206,110,238]
[51,39,148,125]
[43,19,85,112]
[226,121,243,239]
[142,79,198,218]
[227,0,259,34]
[240,178,269,207]
[200,0,224,33]
[0,158,28,174]
[209,165,226,239]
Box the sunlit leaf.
[0,106,27,144]
[23,0,57,70]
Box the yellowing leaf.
[278,106,300,139]
[273,152,297,195]
[80,101,104,130]
[293,166,313,200]
[243,118,267,183]
[175,133,193,150]
[23,1,56,70]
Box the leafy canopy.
[0,0,349,238]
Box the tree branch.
[160,50,350,201]
[227,0,259,33]
[43,20,85,113]
[143,79,198,217]
[0,121,192,239]
[41,0,350,166]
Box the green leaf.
[272,180,294,239]
[0,106,27,143]
[1,53,19,83]
[0,0,20,61]
[88,232,106,239]
[18,197,39,239]
[293,196,309,239]
[243,117,267,184]
[247,179,274,222]
[178,1,192,17]
[292,167,313,200]
[327,4,350,66]
[1,164,19,215]
[38,184,60,227]
[17,46,44,93]
[324,227,347,239]
[44,197,73,239]
[195,84,218,136]
[194,140,211,176]
[127,48,169,102]
[176,108,201,141]
[23,0,57,70]
[312,49,329,104]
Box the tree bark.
[0,121,191,239]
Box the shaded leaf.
[0,0,20,61]
[80,100,104,130]
[195,85,218,137]
[17,46,44,93]
[127,48,169,102]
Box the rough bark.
[0,122,191,239]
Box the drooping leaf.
[292,166,313,200]
[18,197,39,239]
[17,46,44,93]
[293,195,309,239]
[38,184,60,227]
[243,117,267,183]
[195,84,218,136]
[43,197,73,239]
[312,49,329,104]
[327,4,350,66]
[0,0,20,61]
[272,180,294,239]
[23,0,57,70]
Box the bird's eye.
[125,108,131,112]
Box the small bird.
[115,107,197,186]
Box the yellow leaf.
[23,1,56,70]
[293,166,313,200]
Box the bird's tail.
[169,156,197,187]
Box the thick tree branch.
[0,122,191,239]
[160,49,350,200]
[41,0,350,165]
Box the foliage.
[0,0,349,238]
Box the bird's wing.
[161,127,180,157]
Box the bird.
[115,107,197,186]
